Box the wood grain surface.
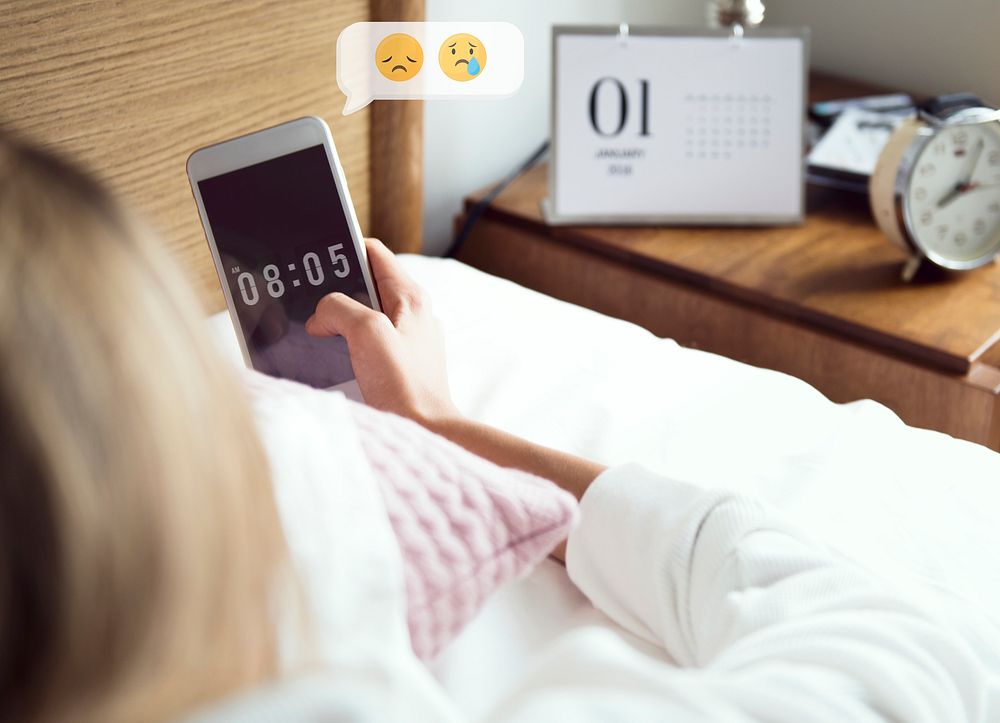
[462,72,1000,375]
[1,0,423,312]
[370,0,424,254]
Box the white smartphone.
[187,117,380,391]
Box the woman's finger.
[365,238,417,286]
[364,238,426,318]
[305,292,381,338]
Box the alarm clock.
[869,94,1000,280]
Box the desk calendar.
[546,25,809,225]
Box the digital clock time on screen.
[230,243,351,307]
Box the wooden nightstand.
[455,75,1000,451]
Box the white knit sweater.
[514,464,994,722]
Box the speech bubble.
[337,21,524,114]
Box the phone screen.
[198,144,373,389]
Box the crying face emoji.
[438,33,486,82]
[375,33,423,81]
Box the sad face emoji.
[438,33,486,82]
[375,33,423,81]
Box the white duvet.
[202,255,1000,721]
[408,256,1000,711]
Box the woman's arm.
[421,416,603,503]
[306,238,604,512]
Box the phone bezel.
[186,116,381,386]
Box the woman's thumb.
[305,292,376,338]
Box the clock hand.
[936,138,987,209]
[936,185,964,209]
[938,181,1000,209]
[961,136,985,185]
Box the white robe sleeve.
[487,464,989,723]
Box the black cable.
[444,139,550,259]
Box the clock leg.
[900,254,924,283]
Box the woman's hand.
[305,238,461,425]
[308,238,605,537]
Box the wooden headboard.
[0,0,423,312]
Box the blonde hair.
[0,131,287,722]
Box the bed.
[8,3,1000,716]
[207,254,1000,718]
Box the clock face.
[905,120,1000,265]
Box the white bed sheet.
[208,255,1000,719]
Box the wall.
[422,0,699,255]
[767,0,1000,105]
[422,0,1000,255]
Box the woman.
[0,130,992,722]
[0,132,288,721]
